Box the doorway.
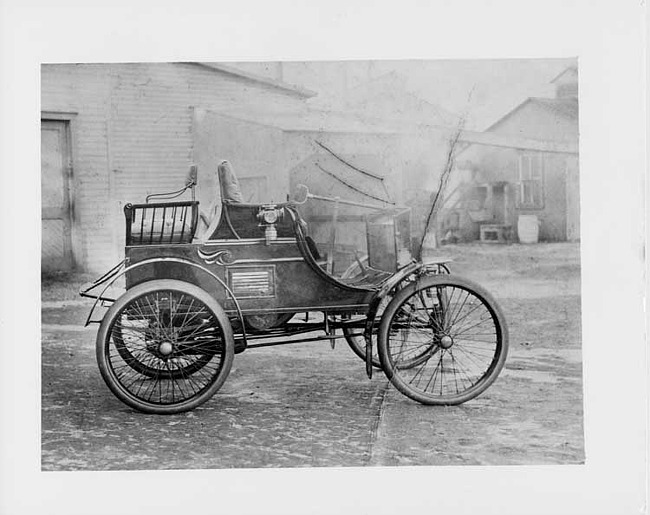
[41,119,74,271]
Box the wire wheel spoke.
[379,275,508,405]
[98,281,234,413]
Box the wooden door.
[41,120,74,271]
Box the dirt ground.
[41,242,584,470]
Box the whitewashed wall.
[41,63,309,273]
[41,64,113,273]
[192,110,288,207]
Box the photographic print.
[40,58,585,471]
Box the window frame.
[516,152,545,209]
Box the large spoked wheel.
[96,280,234,414]
[378,275,508,405]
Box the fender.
[362,258,451,378]
[376,258,451,299]
[81,257,248,347]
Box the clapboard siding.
[110,62,303,200]
[42,63,308,272]
[41,64,114,272]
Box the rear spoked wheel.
[97,279,234,414]
[378,275,508,405]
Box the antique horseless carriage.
[82,162,509,414]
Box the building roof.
[456,96,579,155]
[309,70,460,129]
[529,97,578,119]
[550,65,578,84]
[483,97,578,133]
[193,62,317,99]
[457,128,578,154]
[209,103,450,135]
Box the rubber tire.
[96,279,234,414]
[378,274,508,405]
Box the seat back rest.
[194,160,240,240]
[218,160,244,204]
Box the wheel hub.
[158,341,174,356]
[439,334,454,349]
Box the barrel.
[517,215,539,244]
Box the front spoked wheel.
[96,280,234,414]
[378,275,508,405]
